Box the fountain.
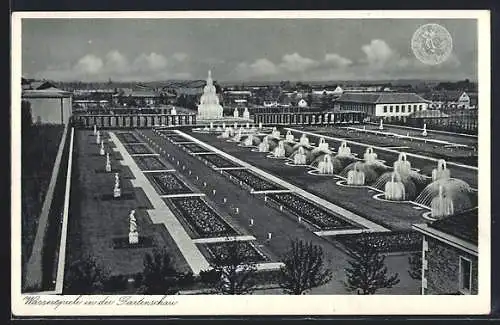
[299,133,310,146]
[422,123,428,137]
[170,106,177,115]
[197,70,223,119]
[273,140,286,158]
[246,122,250,129]
[393,152,412,178]
[128,210,139,244]
[431,185,454,218]
[285,130,295,142]
[317,154,335,174]
[233,107,239,118]
[271,127,281,138]
[363,147,377,164]
[96,131,101,144]
[216,125,222,132]
[293,146,307,165]
[258,136,270,152]
[243,107,250,119]
[317,137,329,151]
[232,129,243,142]
[432,159,451,181]
[93,124,97,135]
[243,134,254,147]
[337,141,351,157]
[99,141,105,156]
[113,173,121,198]
[379,119,384,130]
[105,152,111,172]
[384,172,406,200]
[347,162,365,185]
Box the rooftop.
[22,87,72,98]
[428,207,478,245]
[336,92,429,104]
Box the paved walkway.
[177,130,388,232]
[286,127,478,171]
[367,121,478,138]
[109,132,211,275]
[192,235,256,244]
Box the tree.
[210,240,258,295]
[278,239,333,295]
[344,239,400,295]
[65,255,110,294]
[139,247,182,294]
[408,252,422,281]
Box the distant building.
[412,208,478,295]
[22,87,73,124]
[113,90,161,106]
[297,99,309,108]
[334,92,429,118]
[222,90,252,107]
[423,91,474,110]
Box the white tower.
[197,70,224,120]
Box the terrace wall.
[253,111,367,126]
[71,114,197,129]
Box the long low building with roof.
[334,92,430,118]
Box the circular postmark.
[411,23,453,65]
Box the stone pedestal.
[113,187,121,198]
[129,231,139,244]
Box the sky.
[21,18,478,82]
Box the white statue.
[243,107,250,119]
[233,107,239,118]
[99,141,105,156]
[105,152,111,172]
[96,131,101,144]
[170,107,177,115]
[113,173,121,198]
[129,210,139,244]
[93,124,97,135]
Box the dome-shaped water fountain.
[232,129,243,142]
[271,127,281,139]
[292,146,308,165]
[384,172,406,201]
[258,136,270,152]
[317,137,329,151]
[272,140,286,158]
[337,141,352,157]
[430,185,454,219]
[432,159,451,181]
[310,154,344,175]
[299,133,310,147]
[415,178,473,214]
[285,130,295,142]
[219,127,232,139]
[347,162,366,185]
[243,134,255,147]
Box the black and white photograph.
[11,10,491,316]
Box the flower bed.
[226,169,285,191]
[169,197,238,238]
[116,132,141,143]
[268,193,361,230]
[201,241,269,265]
[334,230,421,253]
[167,135,190,143]
[147,173,193,195]
[133,156,168,171]
[180,143,211,153]
[200,154,240,168]
[124,143,153,154]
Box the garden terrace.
[198,241,270,265]
[331,230,421,254]
[133,156,170,171]
[268,193,364,231]
[22,124,65,282]
[226,169,286,192]
[146,172,193,196]
[166,197,239,239]
[64,130,191,289]
[115,132,142,144]
[199,154,242,169]
[186,131,424,230]
[124,143,154,155]
[180,143,211,154]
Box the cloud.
[74,54,104,75]
[235,58,279,78]
[361,39,395,69]
[132,52,168,71]
[105,50,129,73]
[279,53,319,72]
[173,52,188,62]
[323,53,353,68]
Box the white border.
[11,10,491,316]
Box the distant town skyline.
[22,18,477,82]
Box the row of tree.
[64,237,418,295]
